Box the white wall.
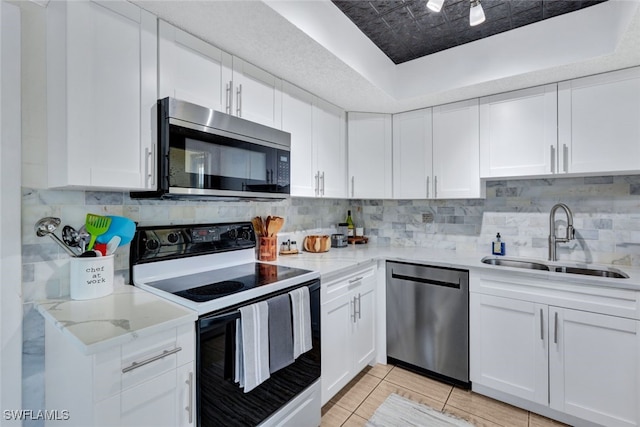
[1,0,23,422]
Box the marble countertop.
[37,244,640,356]
[272,245,640,291]
[36,280,197,355]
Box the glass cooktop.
[147,262,313,303]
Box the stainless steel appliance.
[130,222,321,426]
[132,97,291,200]
[386,261,470,387]
[331,234,347,248]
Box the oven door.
[196,280,320,427]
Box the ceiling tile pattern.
[332,0,608,64]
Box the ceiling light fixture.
[469,0,486,26]
[427,0,486,26]
[426,0,444,13]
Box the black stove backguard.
[197,279,321,427]
[129,221,257,281]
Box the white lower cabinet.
[470,272,640,427]
[45,322,196,427]
[321,264,377,405]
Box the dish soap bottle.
[492,233,505,256]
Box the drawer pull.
[186,371,194,424]
[349,276,364,284]
[122,347,182,373]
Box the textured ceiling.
[332,0,608,64]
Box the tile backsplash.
[22,175,640,303]
[18,174,640,421]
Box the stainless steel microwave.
[131,97,291,200]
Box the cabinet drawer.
[322,264,376,304]
[94,323,195,400]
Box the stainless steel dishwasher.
[386,261,469,387]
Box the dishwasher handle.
[391,271,461,289]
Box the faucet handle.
[568,225,575,240]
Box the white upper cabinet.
[282,84,347,198]
[558,67,640,175]
[159,21,282,129]
[313,98,347,198]
[392,108,433,199]
[432,99,484,199]
[158,20,232,113]
[347,112,392,199]
[480,85,558,178]
[282,82,315,197]
[47,0,157,190]
[231,57,282,129]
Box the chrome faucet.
[548,203,575,261]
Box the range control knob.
[146,239,159,251]
[241,230,252,241]
[227,228,237,239]
[167,232,179,244]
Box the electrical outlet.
[422,213,434,223]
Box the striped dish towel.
[289,286,312,358]
[236,301,270,393]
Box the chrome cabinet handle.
[351,297,356,323]
[348,276,363,284]
[314,172,319,196]
[563,144,568,173]
[426,176,429,198]
[357,293,362,320]
[145,147,155,188]
[434,176,438,198]
[320,171,325,196]
[550,145,556,174]
[553,312,558,344]
[236,84,242,117]
[351,176,355,198]
[186,371,193,424]
[122,347,182,373]
[225,80,232,114]
[540,308,544,340]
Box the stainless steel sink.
[552,265,630,279]
[481,256,629,279]
[481,257,549,271]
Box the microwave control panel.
[277,154,290,187]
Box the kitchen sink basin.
[481,256,629,279]
[481,257,549,271]
[552,266,629,279]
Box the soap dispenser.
[492,233,505,256]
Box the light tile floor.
[321,364,568,427]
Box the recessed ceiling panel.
[332,0,608,64]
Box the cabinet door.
[480,85,558,178]
[432,99,482,199]
[392,109,433,199]
[120,368,180,427]
[549,308,640,427]
[347,112,392,199]
[352,280,376,372]
[314,99,347,198]
[469,294,548,405]
[558,67,640,174]
[232,57,282,129]
[282,82,315,197]
[47,0,157,190]
[321,293,353,405]
[176,362,196,427]
[158,21,232,113]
